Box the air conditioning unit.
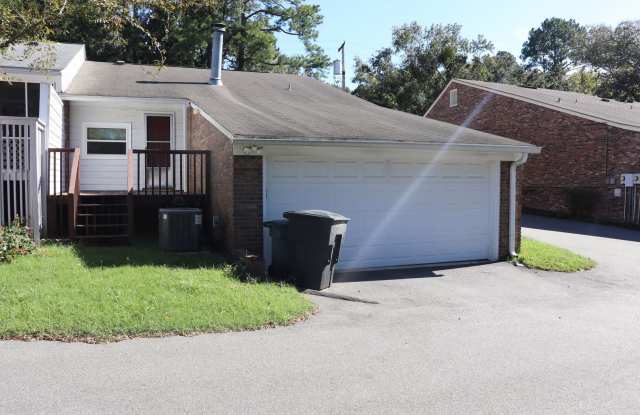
[158,208,203,251]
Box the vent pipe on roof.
[210,23,226,86]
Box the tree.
[583,21,640,102]
[0,0,329,76]
[217,0,328,75]
[352,48,405,110]
[0,0,190,63]
[521,18,586,89]
[352,22,522,115]
[468,51,523,83]
[566,67,599,95]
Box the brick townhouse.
[426,79,640,226]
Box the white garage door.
[265,155,499,270]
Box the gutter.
[234,137,541,154]
[509,153,529,257]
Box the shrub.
[0,220,35,263]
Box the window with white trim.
[83,123,129,157]
[449,89,458,107]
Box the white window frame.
[449,89,458,108]
[144,113,175,150]
[82,122,131,159]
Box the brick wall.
[189,110,235,253]
[232,156,263,257]
[189,110,264,258]
[427,81,640,224]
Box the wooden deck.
[47,148,209,241]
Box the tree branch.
[262,27,302,36]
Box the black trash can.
[283,210,350,290]
[158,208,202,252]
[263,219,290,280]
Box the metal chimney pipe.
[210,24,226,86]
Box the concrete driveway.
[2,215,640,414]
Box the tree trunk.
[237,13,247,71]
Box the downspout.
[510,153,529,257]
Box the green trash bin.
[263,219,290,280]
[283,210,350,290]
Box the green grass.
[518,238,597,273]
[0,243,313,342]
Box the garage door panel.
[301,161,331,178]
[362,161,386,178]
[267,157,496,270]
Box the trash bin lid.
[283,210,350,223]
[263,219,289,228]
[158,208,202,214]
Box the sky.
[276,0,639,87]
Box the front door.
[144,115,173,191]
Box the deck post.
[127,193,134,242]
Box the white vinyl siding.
[69,100,186,191]
[45,85,64,198]
[46,85,63,148]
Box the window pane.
[0,81,27,117]
[87,141,127,155]
[87,127,126,141]
[147,116,171,142]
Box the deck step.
[76,224,128,229]
[77,213,128,217]
[74,193,131,244]
[75,234,129,240]
[79,203,128,208]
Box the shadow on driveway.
[523,214,640,243]
[333,261,490,283]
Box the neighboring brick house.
[2,38,540,272]
[426,79,640,226]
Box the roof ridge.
[453,79,640,131]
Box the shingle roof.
[63,61,538,151]
[0,43,84,71]
[454,79,640,131]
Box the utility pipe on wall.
[509,153,529,257]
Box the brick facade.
[427,81,640,224]
[189,110,263,258]
[232,156,263,257]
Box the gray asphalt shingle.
[455,79,640,131]
[65,61,537,150]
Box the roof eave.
[233,136,541,154]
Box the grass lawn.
[518,238,597,272]
[0,242,313,342]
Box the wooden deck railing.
[46,148,209,197]
[67,148,80,238]
[47,148,75,196]
[129,149,208,196]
